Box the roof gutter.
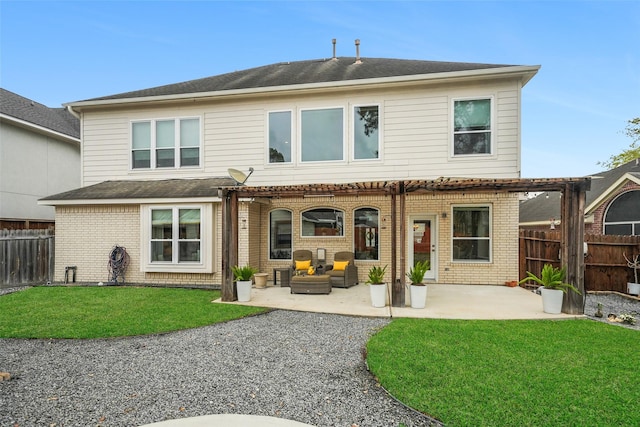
[64,65,540,110]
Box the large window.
[141,204,212,273]
[270,209,292,259]
[354,105,380,160]
[132,118,200,169]
[301,208,344,237]
[354,207,379,260]
[268,111,292,163]
[604,190,640,235]
[452,205,491,262]
[301,108,344,162]
[453,99,492,155]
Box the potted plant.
[518,264,581,314]
[406,260,430,309]
[366,265,388,308]
[232,265,257,302]
[623,253,640,296]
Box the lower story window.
[354,207,379,260]
[142,204,213,273]
[452,205,491,262]
[270,209,292,259]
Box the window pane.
[179,209,200,239]
[179,242,200,262]
[604,224,633,236]
[270,209,292,259]
[453,207,490,237]
[301,208,344,237]
[454,99,491,155]
[605,191,640,222]
[180,147,199,166]
[354,106,379,160]
[301,108,343,161]
[453,239,490,260]
[151,241,172,262]
[132,150,150,169]
[180,119,199,147]
[269,111,291,163]
[354,208,379,260]
[156,148,175,167]
[152,209,172,239]
[132,122,151,149]
[156,120,175,148]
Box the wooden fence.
[520,230,640,293]
[0,229,55,286]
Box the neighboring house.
[40,51,589,305]
[0,88,80,229]
[520,158,640,235]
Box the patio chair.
[326,251,359,288]
[291,249,313,275]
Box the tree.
[598,118,640,169]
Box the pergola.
[219,176,591,314]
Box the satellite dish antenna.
[228,167,254,185]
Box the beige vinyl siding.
[80,78,523,187]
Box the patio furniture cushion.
[295,260,311,270]
[332,260,349,271]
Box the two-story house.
[1,88,80,229]
[40,51,590,307]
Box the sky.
[1,1,638,178]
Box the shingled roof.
[0,88,80,139]
[75,57,524,103]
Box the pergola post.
[561,182,588,314]
[221,189,239,302]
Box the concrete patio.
[215,282,584,320]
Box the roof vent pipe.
[355,39,362,64]
[332,38,337,60]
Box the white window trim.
[130,116,202,171]
[451,204,492,263]
[266,109,294,166]
[298,106,346,164]
[140,203,213,273]
[351,103,383,162]
[450,96,495,159]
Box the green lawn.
[0,286,268,338]
[367,318,640,426]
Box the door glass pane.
[301,108,343,161]
[270,210,292,259]
[412,219,432,268]
[269,111,291,163]
[354,106,379,159]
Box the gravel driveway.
[0,309,439,427]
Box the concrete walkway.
[214,282,584,320]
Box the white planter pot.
[236,280,253,302]
[628,282,640,296]
[541,287,563,314]
[369,283,387,307]
[410,284,427,309]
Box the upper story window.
[354,105,380,160]
[453,99,492,156]
[301,208,344,237]
[603,190,640,235]
[268,111,292,163]
[132,118,200,169]
[354,207,379,260]
[452,205,491,262]
[301,108,344,162]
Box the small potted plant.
[406,260,430,309]
[518,264,581,314]
[232,265,258,302]
[366,265,388,308]
[623,252,640,296]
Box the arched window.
[301,208,344,237]
[269,209,292,259]
[354,207,379,260]
[603,190,640,235]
